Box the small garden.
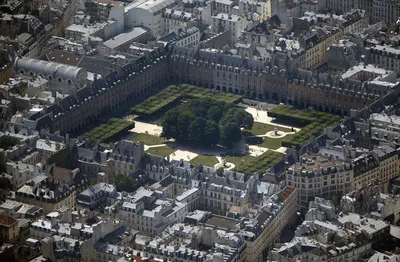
[245,122,292,136]
[131,133,168,146]
[131,84,242,117]
[268,105,341,149]
[190,155,219,167]
[221,150,283,174]
[242,122,294,149]
[80,118,134,146]
[146,146,176,157]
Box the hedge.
[233,150,283,174]
[268,105,341,149]
[131,84,242,116]
[80,119,134,146]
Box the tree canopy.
[0,136,19,150]
[161,99,253,147]
[110,173,137,193]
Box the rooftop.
[0,215,18,226]
[131,0,176,14]
[213,13,241,22]
[103,27,149,49]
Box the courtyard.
[129,103,300,174]
[120,85,341,175]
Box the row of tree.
[161,99,254,147]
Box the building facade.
[286,154,353,211]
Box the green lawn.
[146,146,176,157]
[246,122,292,136]
[190,155,219,167]
[258,134,294,149]
[222,154,257,167]
[131,133,167,146]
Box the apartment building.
[162,9,196,35]
[287,63,399,116]
[213,0,235,14]
[76,183,119,209]
[301,27,342,70]
[372,0,400,24]
[77,140,144,179]
[0,52,14,85]
[0,200,43,220]
[144,223,246,262]
[125,0,177,37]
[5,161,43,189]
[15,176,87,213]
[159,25,201,48]
[366,45,400,74]
[286,154,353,211]
[118,187,187,237]
[239,0,271,21]
[0,214,19,243]
[212,13,249,42]
[175,188,201,211]
[107,140,145,177]
[245,186,297,262]
[170,46,288,102]
[353,145,399,193]
[327,0,355,14]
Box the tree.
[220,123,241,147]
[220,108,253,129]
[110,174,137,193]
[204,120,220,146]
[161,98,249,148]
[0,175,12,190]
[0,136,19,150]
[207,105,223,123]
[243,112,254,129]
[177,111,195,141]
[162,108,180,139]
[188,117,207,145]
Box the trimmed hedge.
[245,136,264,145]
[80,119,134,146]
[234,150,283,174]
[131,84,242,116]
[268,105,341,149]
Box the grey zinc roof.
[103,27,149,49]
[135,0,176,14]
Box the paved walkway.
[169,150,198,161]
[130,121,162,136]
[143,144,167,151]
[245,107,301,132]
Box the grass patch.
[258,134,294,149]
[131,84,242,116]
[247,122,292,136]
[80,119,134,146]
[146,146,176,157]
[131,133,167,146]
[222,154,257,167]
[190,155,219,167]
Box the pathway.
[130,121,162,136]
[245,107,301,132]
[143,144,167,151]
